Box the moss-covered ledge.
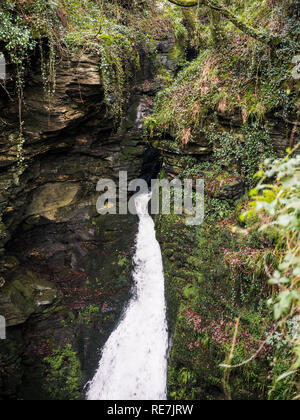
[155,176,277,400]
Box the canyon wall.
[0,36,175,399]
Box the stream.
[86,193,168,400]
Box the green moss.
[144,1,298,147]
[43,344,82,400]
[157,179,276,400]
[0,270,60,327]
[203,122,275,187]
[0,1,169,125]
[78,305,100,326]
[0,222,8,243]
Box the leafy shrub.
[242,148,300,397]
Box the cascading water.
[86,193,168,400]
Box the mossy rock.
[26,182,80,222]
[0,270,61,327]
[157,195,271,400]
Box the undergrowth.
[145,0,299,147]
[0,0,175,126]
[238,148,300,399]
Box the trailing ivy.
[0,1,167,129]
[204,122,275,187]
[0,4,36,164]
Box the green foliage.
[0,1,59,78]
[163,3,188,62]
[242,149,300,397]
[158,195,271,400]
[62,0,150,122]
[169,367,197,400]
[0,8,35,65]
[0,0,161,125]
[158,145,299,399]
[266,318,299,400]
[144,49,213,143]
[118,255,130,268]
[205,123,275,187]
[144,0,298,145]
[97,29,140,122]
[0,0,60,161]
[43,344,82,400]
[78,304,100,325]
[205,197,234,222]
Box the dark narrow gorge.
[0,0,299,401]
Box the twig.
[220,322,282,369]
[222,317,240,400]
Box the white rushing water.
[86,193,168,400]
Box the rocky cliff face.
[153,107,299,192]
[0,37,175,399]
[152,106,299,205]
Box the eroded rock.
[0,270,61,327]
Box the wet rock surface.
[0,36,175,399]
[153,107,299,186]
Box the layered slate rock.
[0,35,176,399]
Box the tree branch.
[167,0,199,7]
[166,0,280,46]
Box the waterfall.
[86,193,168,400]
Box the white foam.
[86,193,168,400]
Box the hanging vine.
[0,5,36,166]
[0,0,59,166]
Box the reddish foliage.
[185,309,268,356]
